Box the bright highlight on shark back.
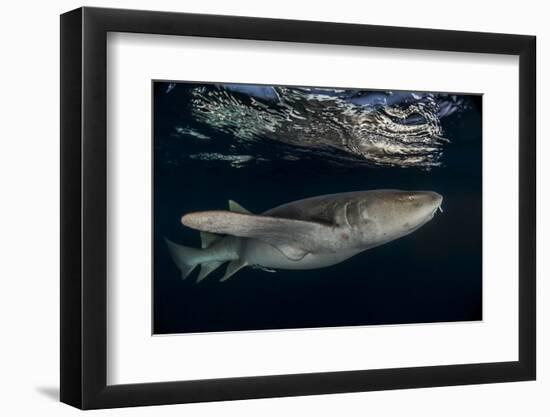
[166,190,443,283]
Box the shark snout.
[392,191,443,225]
[421,191,443,208]
[414,191,443,217]
[430,192,443,212]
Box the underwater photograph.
[153,81,482,335]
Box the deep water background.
[153,82,482,334]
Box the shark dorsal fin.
[228,200,251,214]
[200,231,221,248]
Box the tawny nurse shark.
[166,190,443,282]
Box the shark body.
[166,190,443,282]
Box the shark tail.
[165,233,232,282]
[164,238,202,280]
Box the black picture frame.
[60,6,536,410]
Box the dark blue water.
[153,81,482,334]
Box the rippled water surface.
[153,81,482,335]
[168,84,472,169]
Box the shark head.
[351,190,443,246]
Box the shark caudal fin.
[164,238,202,280]
[167,201,252,283]
[165,234,228,282]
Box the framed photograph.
[60,7,536,409]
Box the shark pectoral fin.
[182,211,328,256]
[252,266,277,273]
[272,244,308,261]
[221,259,247,282]
[228,200,252,214]
[197,261,223,282]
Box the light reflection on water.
[173,84,471,169]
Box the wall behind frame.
[0,0,545,416]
